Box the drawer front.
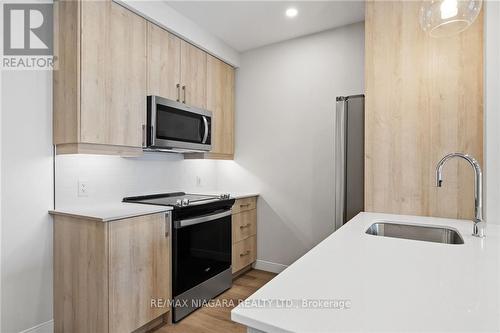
[232,209,256,244]
[232,236,256,273]
[232,197,257,214]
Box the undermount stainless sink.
[366,221,464,245]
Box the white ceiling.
[166,1,365,52]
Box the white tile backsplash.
[55,153,219,208]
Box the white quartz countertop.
[48,192,257,222]
[190,192,259,200]
[231,212,500,332]
[230,192,259,200]
[49,202,172,222]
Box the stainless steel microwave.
[145,95,212,152]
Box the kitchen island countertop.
[231,212,500,332]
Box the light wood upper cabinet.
[80,1,147,148]
[207,55,235,156]
[54,0,235,159]
[184,55,235,160]
[54,0,147,156]
[147,23,181,101]
[180,40,207,109]
[53,212,171,333]
[147,30,206,109]
[147,29,207,109]
[108,214,171,333]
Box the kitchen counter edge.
[49,203,172,222]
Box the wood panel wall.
[365,1,483,219]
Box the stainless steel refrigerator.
[334,95,365,230]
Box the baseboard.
[253,260,288,274]
[19,319,54,333]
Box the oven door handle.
[175,210,231,229]
[202,116,209,144]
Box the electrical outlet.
[196,176,202,187]
[78,180,89,197]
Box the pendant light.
[420,0,482,38]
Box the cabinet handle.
[182,85,186,103]
[240,250,251,257]
[165,213,171,238]
[142,124,146,147]
[176,84,180,102]
[240,223,251,229]
[240,203,251,208]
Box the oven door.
[172,210,232,297]
[147,95,212,151]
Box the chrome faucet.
[435,153,485,238]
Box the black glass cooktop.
[123,192,228,208]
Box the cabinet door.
[147,22,181,101]
[207,55,235,156]
[232,235,257,273]
[80,1,147,147]
[180,40,207,109]
[232,209,257,244]
[108,213,170,333]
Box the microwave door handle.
[202,116,209,144]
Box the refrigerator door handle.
[334,98,348,231]
[334,95,365,231]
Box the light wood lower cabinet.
[232,209,257,243]
[232,197,257,214]
[53,213,171,333]
[231,197,258,274]
[53,216,109,333]
[108,214,171,332]
[232,236,257,273]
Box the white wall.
[55,154,218,208]
[117,0,240,67]
[485,0,500,224]
[216,23,365,268]
[1,69,54,333]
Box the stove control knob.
[182,198,190,206]
[176,199,182,207]
[220,193,230,199]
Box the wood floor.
[155,269,277,333]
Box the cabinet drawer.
[232,197,257,214]
[232,236,256,273]
[232,209,256,244]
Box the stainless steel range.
[123,192,235,322]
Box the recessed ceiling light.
[285,7,298,18]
